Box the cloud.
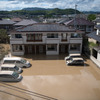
[0,0,99,11]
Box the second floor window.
[61,33,67,40]
[27,34,42,41]
[47,33,58,38]
[71,33,81,38]
[15,34,22,38]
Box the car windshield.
[21,59,27,64]
[13,72,19,78]
[14,66,19,70]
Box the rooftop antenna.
[74,4,77,29]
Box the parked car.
[65,53,81,61]
[3,57,31,68]
[0,64,22,74]
[66,57,84,65]
[0,71,23,82]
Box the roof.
[1,64,16,67]
[64,18,94,26]
[11,18,22,22]
[95,25,100,29]
[0,19,15,25]
[0,71,13,75]
[86,31,100,42]
[14,19,37,26]
[16,23,77,32]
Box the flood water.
[0,55,100,100]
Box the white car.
[0,71,23,82]
[3,57,31,68]
[65,53,81,61]
[66,57,84,66]
[0,64,22,74]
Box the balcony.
[10,38,23,44]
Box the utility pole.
[74,4,77,29]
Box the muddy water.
[0,55,100,100]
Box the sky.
[0,0,100,11]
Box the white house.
[87,25,100,67]
[10,23,83,55]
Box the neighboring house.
[11,17,22,23]
[87,25,100,67]
[10,23,83,56]
[93,18,100,25]
[14,19,37,28]
[0,18,15,31]
[64,18,94,34]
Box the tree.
[0,29,9,43]
[88,14,96,21]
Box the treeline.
[0,8,80,18]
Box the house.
[10,23,83,56]
[0,18,15,31]
[87,25,100,67]
[11,17,22,23]
[64,18,94,34]
[14,19,37,28]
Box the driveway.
[0,54,100,100]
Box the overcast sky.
[0,0,100,11]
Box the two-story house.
[87,25,100,67]
[10,23,83,56]
[64,18,94,34]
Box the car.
[3,57,31,68]
[66,57,84,66]
[0,71,23,82]
[0,64,22,74]
[65,53,81,61]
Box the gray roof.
[14,19,37,26]
[0,19,15,25]
[95,25,100,29]
[64,18,94,26]
[17,23,76,32]
[87,31,100,42]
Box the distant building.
[14,19,37,28]
[11,17,22,23]
[10,23,83,56]
[0,18,15,31]
[64,18,94,34]
[87,25,100,67]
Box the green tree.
[0,29,9,43]
[88,14,96,21]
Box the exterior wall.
[10,31,83,55]
[97,51,100,61]
[88,38,97,44]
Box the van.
[65,53,81,61]
[3,57,31,68]
[0,71,23,82]
[0,64,22,74]
[66,57,84,65]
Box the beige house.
[10,23,83,55]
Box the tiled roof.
[87,31,100,42]
[14,19,37,26]
[0,19,15,25]
[64,18,94,26]
[11,18,22,22]
[17,23,77,32]
[95,25,100,29]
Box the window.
[15,34,22,38]
[61,33,67,41]
[47,33,58,38]
[47,44,57,51]
[71,33,81,38]
[27,34,42,41]
[12,45,23,52]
